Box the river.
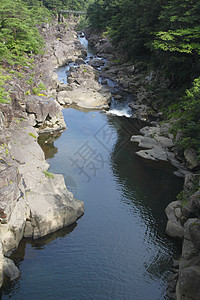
[1,34,183,300]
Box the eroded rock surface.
[0,18,85,287]
[56,64,111,109]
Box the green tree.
[0,0,51,65]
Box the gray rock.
[27,113,36,127]
[26,95,66,132]
[113,94,123,100]
[139,126,160,137]
[189,220,200,250]
[165,201,184,239]
[139,137,160,149]
[166,220,184,239]
[154,136,173,148]
[176,266,200,300]
[0,104,13,128]
[184,174,200,193]
[6,121,84,244]
[184,148,199,170]
[24,221,33,238]
[27,174,84,239]
[4,257,20,281]
[57,91,73,105]
[0,244,3,287]
[89,58,105,68]
[59,65,111,109]
[130,135,142,143]
[182,190,200,218]
[75,58,85,65]
[136,147,168,161]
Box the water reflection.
[2,108,183,300]
[106,114,183,278]
[1,223,77,297]
[38,131,62,159]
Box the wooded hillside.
[87,0,200,161]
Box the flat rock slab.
[131,135,160,149]
[60,87,110,109]
[136,147,168,161]
[57,64,111,110]
[27,174,84,239]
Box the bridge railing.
[58,10,86,15]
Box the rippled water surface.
[2,107,183,300]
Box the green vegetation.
[43,170,54,179]
[0,70,11,103]
[76,15,89,31]
[28,132,37,139]
[0,0,51,66]
[32,83,46,95]
[87,0,200,159]
[169,77,200,157]
[42,0,92,11]
[87,0,200,84]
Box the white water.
[108,108,132,118]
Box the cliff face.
[0,18,85,286]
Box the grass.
[43,170,54,179]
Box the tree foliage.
[171,77,200,154]
[0,0,51,65]
[87,0,200,156]
[87,0,200,83]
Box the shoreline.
[0,17,199,299]
[84,27,200,300]
[0,17,86,286]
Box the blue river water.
[1,107,183,300]
[1,33,183,300]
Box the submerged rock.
[4,257,20,281]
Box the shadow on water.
[1,107,184,300]
[0,223,77,298]
[106,114,183,269]
[0,31,185,300]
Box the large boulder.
[4,257,20,281]
[89,58,105,68]
[25,174,84,239]
[136,147,168,161]
[165,201,184,239]
[9,120,84,240]
[184,148,199,170]
[176,266,200,300]
[26,95,66,133]
[182,190,200,218]
[176,219,200,300]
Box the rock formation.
[0,19,85,287]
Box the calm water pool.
[1,107,183,300]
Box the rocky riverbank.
[1,15,199,298]
[84,27,200,300]
[0,17,89,286]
